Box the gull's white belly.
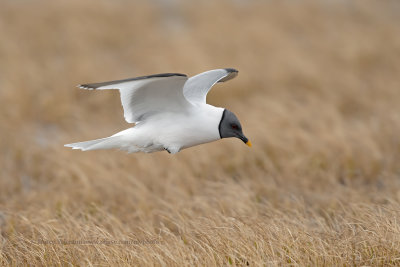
[126,105,224,153]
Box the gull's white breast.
[129,104,224,153]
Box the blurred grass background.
[1,0,400,265]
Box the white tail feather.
[65,128,148,153]
[64,136,121,151]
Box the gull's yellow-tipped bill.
[246,140,252,147]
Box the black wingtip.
[78,84,96,90]
[219,68,239,83]
[224,68,239,73]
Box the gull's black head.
[218,109,251,147]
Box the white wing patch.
[183,68,238,104]
[79,74,190,123]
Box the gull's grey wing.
[183,68,238,104]
[79,73,190,123]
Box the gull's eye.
[231,124,239,130]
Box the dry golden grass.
[1,0,400,265]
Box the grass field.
[1,0,400,265]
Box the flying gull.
[65,68,251,154]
